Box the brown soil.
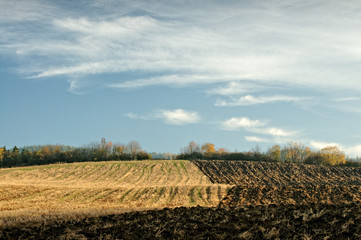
[192,160,361,186]
[1,204,360,239]
[220,185,361,207]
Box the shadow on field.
[1,203,361,239]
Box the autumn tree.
[268,145,281,162]
[0,147,5,166]
[217,147,228,154]
[0,147,5,161]
[282,142,311,163]
[321,146,346,165]
[113,143,126,156]
[201,143,216,156]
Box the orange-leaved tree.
[0,147,5,161]
[321,146,346,165]
[201,143,216,156]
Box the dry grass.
[0,160,228,225]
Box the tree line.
[1,139,361,168]
[0,138,150,168]
[177,141,361,167]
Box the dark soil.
[192,160,361,186]
[1,204,361,239]
[220,185,361,206]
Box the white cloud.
[253,127,295,137]
[245,136,269,143]
[222,116,295,138]
[309,140,340,150]
[125,109,200,125]
[215,95,305,106]
[345,145,361,157]
[159,109,200,125]
[222,117,266,130]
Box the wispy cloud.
[245,136,269,143]
[3,0,361,93]
[222,117,295,137]
[333,97,361,102]
[207,82,270,96]
[125,109,200,125]
[124,112,153,121]
[215,95,306,106]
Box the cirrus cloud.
[3,0,361,93]
[215,95,307,107]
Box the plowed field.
[2,204,360,239]
[220,185,361,207]
[192,160,361,186]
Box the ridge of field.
[192,160,361,186]
[0,160,211,188]
[0,160,229,220]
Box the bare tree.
[182,141,201,154]
[126,141,142,160]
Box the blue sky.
[1,0,361,156]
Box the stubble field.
[1,160,361,239]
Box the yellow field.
[0,160,228,224]
[0,160,212,187]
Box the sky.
[1,0,361,156]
